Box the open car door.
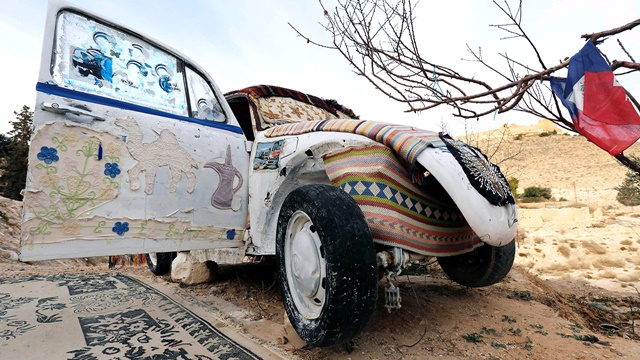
[20,1,250,261]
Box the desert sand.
[1,121,639,359]
[488,121,640,294]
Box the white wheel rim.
[285,211,327,319]
[148,253,158,266]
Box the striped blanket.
[323,144,481,256]
[264,119,445,166]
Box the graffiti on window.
[53,12,187,115]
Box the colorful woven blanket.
[265,119,445,166]
[323,145,481,256]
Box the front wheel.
[277,184,378,347]
[437,240,515,287]
[145,252,176,276]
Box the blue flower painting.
[104,163,121,178]
[112,222,129,236]
[226,229,236,240]
[37,146,59,164]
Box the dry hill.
[473,120,640,206]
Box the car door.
[20,2,249,261]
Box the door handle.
[42,102,105,121]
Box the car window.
[52,11,188,116]
[186,67,227,123]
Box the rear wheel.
[437,240,515,287]
[277,184,378,347]
[145,252,176,276]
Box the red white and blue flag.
[550,41,640,155]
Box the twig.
[617,39,636,62]
[397,274,428,350]
[253,290,269,319]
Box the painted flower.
[98,187,116,200]
[105,142,122,157]
[60,220,80,236]
[66,133,80,146]
[39,173,60,188]
[37,146,59,164]
[63,160,80,175]
[61,131,80,147]
[92,163,104,175]
[104,163,121,178]
[112,221,129,236]
[226,229,236,240]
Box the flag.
[550,41,640,155]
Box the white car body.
[21,0,517,264]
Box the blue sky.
[1,0,638,136]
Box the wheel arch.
[247,134,377,255]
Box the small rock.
[214,321,226,328]
[588,302,606,310]
[0,249,19,261]
[209,287,223,295]
[171,252,218,285]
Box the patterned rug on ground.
[0,273,261,359]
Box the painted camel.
[115,117,197,194]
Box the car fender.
[416,147,518,247]
[246,132,378,255]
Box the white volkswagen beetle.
[22,0,518,347]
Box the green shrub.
[538,130,557,137]
[0,105,32,200]
[521,186,552,202]
[615,156,640,206]
[507,177,519,196]
[514,134,523,140]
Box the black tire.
[276,184,378,347]
[437,240,515,287]
[145,252,176,276]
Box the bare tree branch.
[617,39,636,62]
[581,18,640,42]
[292,0,640,172]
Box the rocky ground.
[1,122,639,359]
